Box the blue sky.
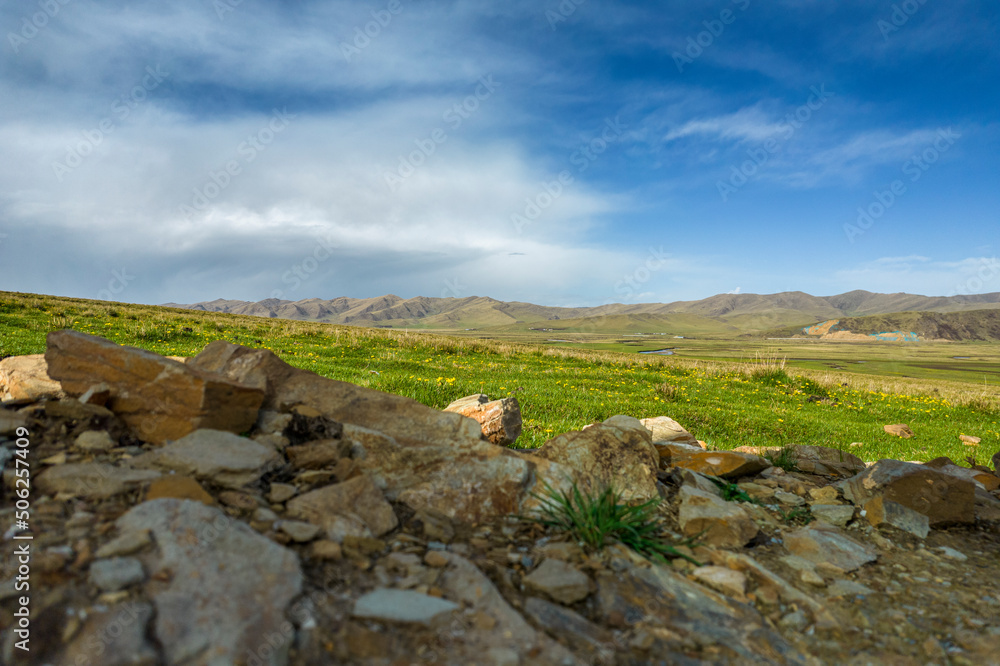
[1,0,997,307]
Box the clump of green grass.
[776,506,813,525]
[765,446,798,472]
[705,476,760,505]
[525,480,700,565]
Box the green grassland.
[2,291,998,466]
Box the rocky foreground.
[1,330,999,665]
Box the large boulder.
[530,415,659,502]
[44,331,264,445]
[0,353,64,401]
[443,394,522,446]
[782,522,878,572]
[836,458,976,526]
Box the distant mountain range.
[163,290,1000,339]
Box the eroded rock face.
[443,393,522,446]
[0,353,64,401]
[115,498,303,666]
[45,331,264,445]
[286,474,398,540]
[836,459,976,526]
[531,415,659,502]
[595,561,810,665]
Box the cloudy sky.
[1,0,997,307]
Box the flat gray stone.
[810,504,855,527]
[89,557,145,591]
[95,529,153,559]
[522,596,614,663]
[522,558,592,605]
[826,579,875,598]
[116,498,302,666]
[352,588,459,626]
[783,523,878,572]
[133,429,279,488]
[37,462,161,499]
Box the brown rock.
[0,353,64,401]
[443,393,522,446]
[286,438,351,469]
[531,415,659,502]
[994,450,1000,476]
[691,565,748,601]
[286,474,398,540]
[783,445,866,477]
[677,485,758,548]
[44,330,264,445]
[144,476,216,506]
[669,449,770,479]
[188,340,482,449]
[653,441,706,468]
[0,408,27,436]
[883,423,914,438]
[960,434,981,446]
[837,458,976,526]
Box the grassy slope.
[2,291,998,464]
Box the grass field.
[2,291,998,466]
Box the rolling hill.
[164,290,1000,337]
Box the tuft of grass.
[776,506,813,525]
[705,476,761,505]
[765,446,798,472]
[525,480,701,565]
